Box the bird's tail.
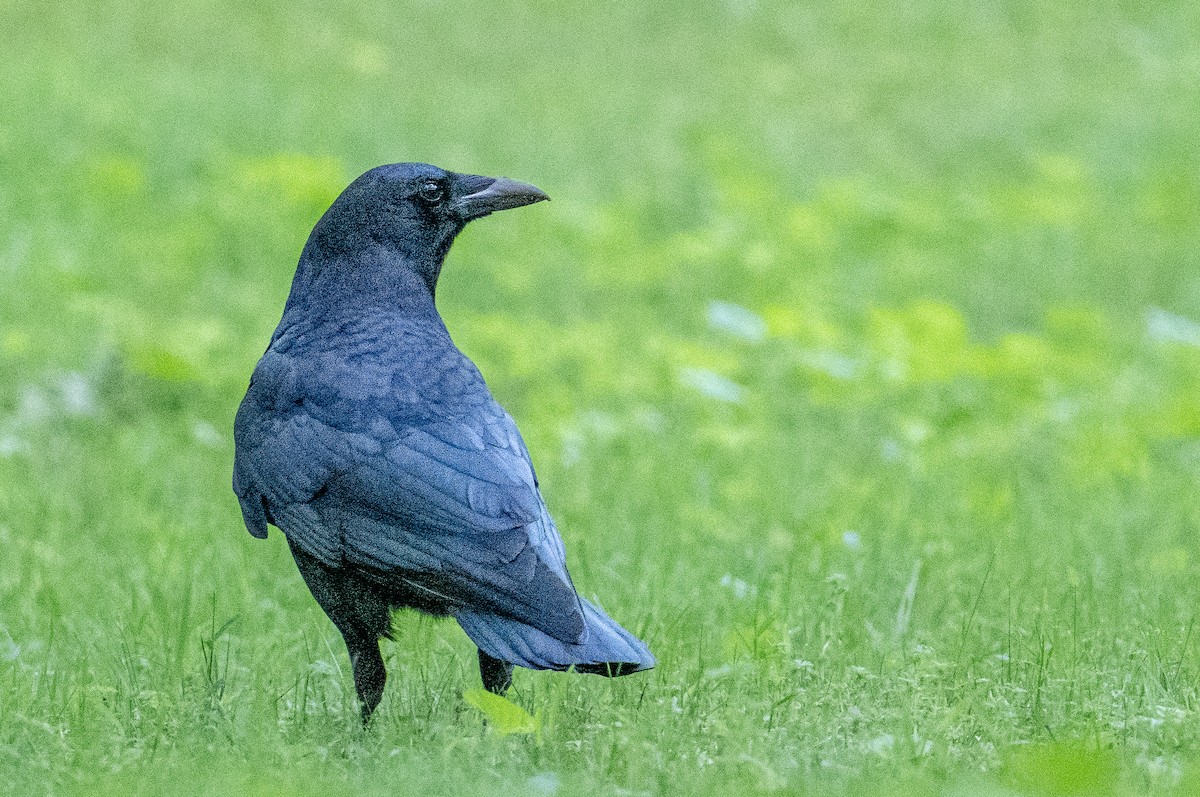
[456,598,654,675]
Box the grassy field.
[3,0,1200,794]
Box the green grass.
[3,0,1200,794]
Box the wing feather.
[233,346,586,643]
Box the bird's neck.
[283,245,443,320]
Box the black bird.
[233,163,654,722]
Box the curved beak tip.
[456,175,550,219]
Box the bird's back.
[234,304,589,642]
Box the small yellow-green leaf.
[1002,741,1118,796]
[86,154,145,197]
[462,688,539,735]
[234,153,345,211]
[128,345,203,383]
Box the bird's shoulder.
[244,310,491,432]
[232,308,538,531]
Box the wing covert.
[233,348,585,643]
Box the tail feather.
[457,598,654,675]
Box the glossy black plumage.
[233,163,653,722]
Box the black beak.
[453,175,550,220]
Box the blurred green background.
[3,1,1200,795]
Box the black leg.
[288,540,392,723]
[346,632,387,723]
[478,649,513,695]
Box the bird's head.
[300,162,549,300]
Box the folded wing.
[233,351,586,645]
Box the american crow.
[233,163,654,722]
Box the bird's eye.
[417,180,444,204]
